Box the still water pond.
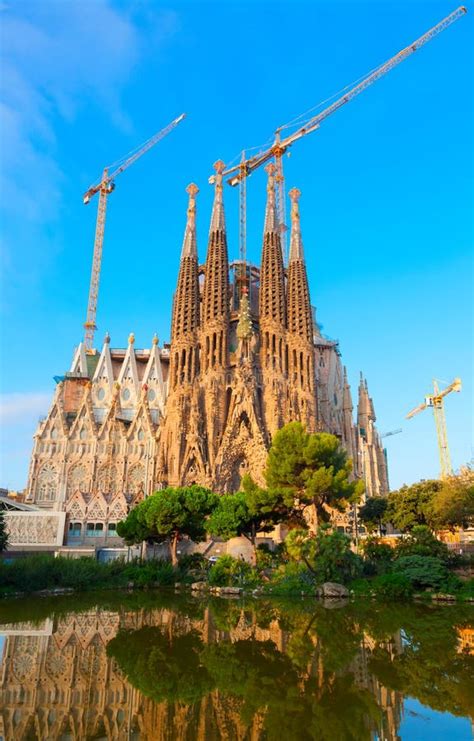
[0,592,472,740]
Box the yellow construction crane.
[213,6,466,268]
[406,378,462,478]
[82,113,186,353]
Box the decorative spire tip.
[186,182,199,198]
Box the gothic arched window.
[97,465,117,495]
[67,463,88,496]
[36,463,58,502]
[128,463,145,494]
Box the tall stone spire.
[287,188,313,343]
[209,159,226,234]
[342,366,356,466]
[285,187,316,430]
[181,182,198,258]
[202,160,229,371]
[343,367,353,413]
[357,373,375,437]
[170,184,200,388]
[259,163,286,329]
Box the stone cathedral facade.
[22,162,388,549]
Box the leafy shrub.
[458,578,474,601]
[208,555,259,588]
[123,559,175,587]
[0,555,122,593]
[177,553,208,574]
[362,539,394,572]
[265,561,316,595]
[392,555,449,591]
[286,526,364,585]
[395,526,450,562]
[372,573,413,600]
[256,544,278,570]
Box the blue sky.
[0,0,472,491]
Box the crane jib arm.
[223,6,467,185]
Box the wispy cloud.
[0,1,179,296]
[0,391,51,425]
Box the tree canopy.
[207,475,282,548]
[117,486,218,565]
[358,497,388,534]
[265,422,364,527]
[430,470,474,531]
[387,471,474,533]
[386,480,441,532]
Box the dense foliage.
[0,510,8,553]
[285,525,363,585]
[207,554,259,588]
[265,422,364,526]
[358,497,388,534]
[387,470,474,533]
[386,480,441,532]
[207,475,281,548]
[117,486,218,564]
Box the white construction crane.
[82,113,186,353]
[406,378,462,478]
[213,7,466,268]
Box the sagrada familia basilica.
[16,162,388,550]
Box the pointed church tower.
[357,373,388,497]
[169,183,201,389]
[258,164,287,434]
[357,372,373,441]
[259,163,287,369]
[157,184,204,487]
[201,160,230,372]
[200,160,231,461]
[342,366,356,468]
[286,187,317,431]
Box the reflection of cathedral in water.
[0,604,403,740]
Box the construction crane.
[213,6,466,268]
[82,113,186,353]
[380,428,403,439]
[406,378,462,478]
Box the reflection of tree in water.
[107,627,214,706]
[3,593,472,741]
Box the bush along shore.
[2,425,472,602]
[1,526,473,603]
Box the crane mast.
[406,378,462,478]
[217,6,466,268]
[82,113,186,353]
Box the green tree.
[285,525,363,584]
[207,475,281,549]
[395,525,450,562]
[386,480,441,532]
[265,422,364,527]
[0,510,8,552]
[430,470,474,531]
[358,497,388,535]
[117,486,218,565]
[116,505,150,545]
